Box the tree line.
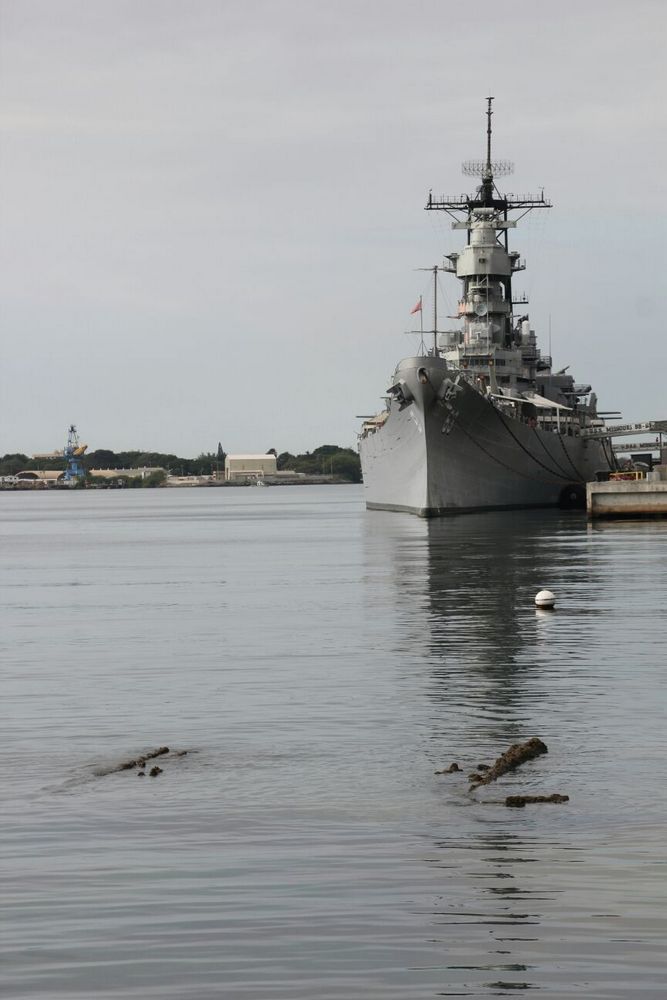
[276,445,361,482]
[0,444,361,483]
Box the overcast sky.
[0,0,665,457]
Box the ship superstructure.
[359,100,614,516]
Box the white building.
[90,467,165,480]
[225,454,277,482]
[16,470,65,483]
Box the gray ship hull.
[359,357,612,517]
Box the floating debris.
[471,737,548,788]
[505,794,569,808]
[438,738,568,807]
[88,746,193,781]
[137,772,145,778]
[149,766,163,777]
[116,746,170,773]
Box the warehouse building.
[90,467,165,480]
[16,470,66,483]
[225,454,277,482]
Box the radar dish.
[462,159,514,177]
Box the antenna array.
[462,159,514,177]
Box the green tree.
[330,452,362,482]
[0,453,29,475]
[144,470,167,487]
[85,449,117,469]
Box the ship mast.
[426,99,551,359]
[417,264,446,354]
[426,98,550,222]
[481,95,494,204]
[433,267,437,354]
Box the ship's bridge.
[452,212,514,279]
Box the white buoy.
[535,589,556,609]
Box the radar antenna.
[461,97,514,191]
[426,98,551,243]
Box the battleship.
[359,99,615,516]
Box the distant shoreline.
[0,477,359,493]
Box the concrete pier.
[587,475,667,518]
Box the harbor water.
[2,486,666,998]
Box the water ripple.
[1,490,666,997]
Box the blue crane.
[63,425,87,482]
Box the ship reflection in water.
[364,509,607,746]
[362,508,666,998]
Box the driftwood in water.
[434,762,460,774]
[505,794,569,808]
[117,746,170,772]
[88,746,195,784]
[470,737,548,788]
